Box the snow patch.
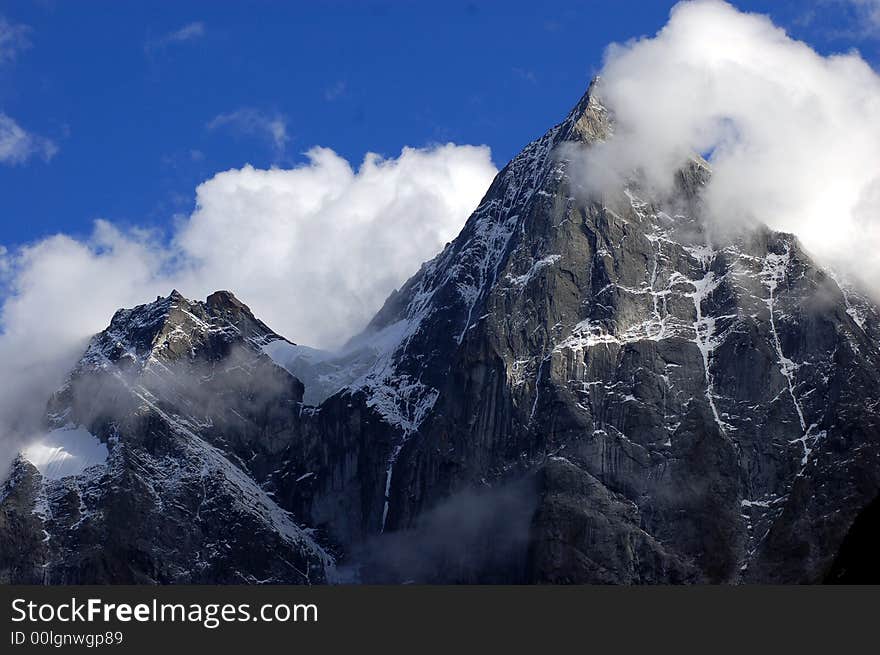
[21,427,109,480]
[761,248,806,432]
[507,254,561,287]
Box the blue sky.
[1,0,878,248]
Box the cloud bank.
[0,144,496,470]
[577,0,880,290]
[176,145,495,346]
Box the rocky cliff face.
[1,290,333,584]
[3,82,879,584]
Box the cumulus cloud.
[0,15,30,64]
[574,0,880,291]
[0,143,496,471]
[0,113,58,165]
[176,145,495,346]
[207,109,289,154]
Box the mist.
[572,0,880,292]
[344,480,539,584]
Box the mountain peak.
[78,290,283,373]
[206,289,250,314]
[557,77,610,144]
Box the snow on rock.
[761,247,807,432]
[507,254,562,287]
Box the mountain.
[0,290,333,584]
[3,81,880,584]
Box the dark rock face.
[528,458,697,584]
[0,460,47,584]
[825,492,880,583]
[2,82,879,584]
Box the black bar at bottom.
[1,585,876,653]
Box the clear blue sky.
[1,0,877,248]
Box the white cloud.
[0,17,56,166]
[146,21,205,53]
[0,143,497,471]
[0,223,169,472]
[165,21,206,43]
[175,145,495,346]
[207,109,289,153]
[0,15,30,65]
[573,0,880,291]
[0,113,57,165]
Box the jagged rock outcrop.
[2,81,879,584]
[1,290,332,583]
